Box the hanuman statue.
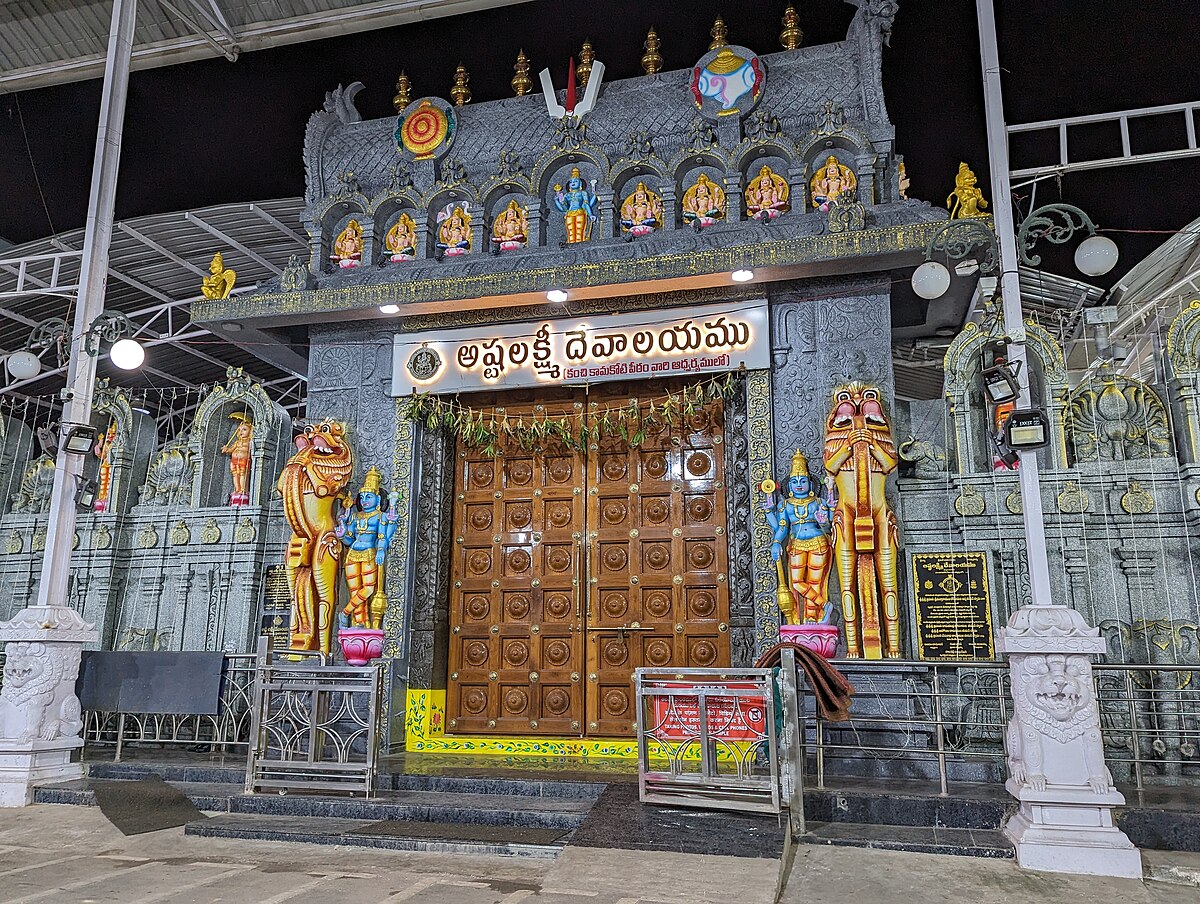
[823,382,901,659]
[337,467,400,630]
[762,451,834,624]
[221,411,254,506]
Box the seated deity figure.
[330,219,364,268]
[745,164,790,220]
[682,173,726,228]
[810,155,858,212]
[436,207,472,256]
[384,213,417,262]
[947,162,988,218]
[200,252,236,300]
[620,182,663,237]
[491,200,529,252]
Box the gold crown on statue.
[789,450,811,480]
[359,466,383,497]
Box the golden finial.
[576,40,595,87]
[392,71,411,112]
[709,16,728,50]
[450,63,471,106]
[511,49,533,96]
[779,6,803,50]
[641,27,663,74]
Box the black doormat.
[92,776,208,836]
[354,819,565,846]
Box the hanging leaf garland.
[402,373,737,457]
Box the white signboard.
[391,300,770,396]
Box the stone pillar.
[997,605,1141,878]
[0,607,98,807]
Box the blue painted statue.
[336,467,401,630]
[760,450,834,625]
[554,167,598,244]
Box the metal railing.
[804,660,1200,794]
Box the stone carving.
[199,519,222,544]
[953,485,986,516]
[280,254,314,291]
[1066,367,1173,462]
[92,524,113,551]
[169,520,191,546]
[31,528,46,552]
[897,436,946,479]
[826,189,867,232]
[11,455,54,514]
[1005,488,1023,515]
[4,532,21,554]
[234,518,256,543]
[116,627,174,651]
[0,642,83,742]
[1056,480,1091,514]
[1119,481,1155,514]
[140,435,194,506]
[136,525,159,549]
[1006,653,1111,793]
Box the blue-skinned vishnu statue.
[762,451,834,625]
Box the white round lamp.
[109,338,145,370]
[911,261,951,300]
[1074,234,1119,277]
[6,350,41,380]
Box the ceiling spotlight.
[731,269,754,283]
[379,304,401,314]
[109,338,145,371]
[547,289,569,303]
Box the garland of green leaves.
[402,373,737,457]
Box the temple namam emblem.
[691,44,765,119]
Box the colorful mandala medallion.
[396,97,455,160]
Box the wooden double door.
[446,383,731,737]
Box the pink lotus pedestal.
[779,623,839,658]
[337,628,384,666]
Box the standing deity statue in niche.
[436,206,472,256]
[330,219,364,268]
[336,467,400,630]
[823,383,901,659]
[745,164,790,220]
[554,167,598,244]
[491,200,529,252]
[761,451,834,625]
[221,411,254,506]
[93,421,118,513]
[682,173,726,229]
[200,252,236,300]
[897,161,911,200]
[384,213,417,262]
[810,155,858,212]
[278,420,354,654]
[620,181,664,237]
[947,162,989,219]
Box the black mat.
[92,776,208,835]
[354,819,565,846]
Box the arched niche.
[796,123,877,207]
[531,147,610,248]
[481,182,535,254]
[735,144,795,223]
[0,414,35,517]
[669,147,729,229]
[943,313,1069,473]
[372,194,422,265]
[188,367,291,509]
[91,379,156,515]
[607,161,669,241]
[311,192,370,273]
[424,184,480,259]
[1166,299,1200,463]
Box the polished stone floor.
[2,804,1199,904]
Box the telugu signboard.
[650,683,769,742]
[390,300,770,396]
[911,551,995,661]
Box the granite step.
[804,780,1011,831]
[34,777,595,830]
[803,821,1015,859]
[185,813,566,858]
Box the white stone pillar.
[0,607,98,807]
[997,605,1141,878]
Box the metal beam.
[185,212,283,275]
[116,222,210,278]
[249,204,308,248]
[156,0,239,61]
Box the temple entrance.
[446,382,731,737]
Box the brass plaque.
[911,552,994,661]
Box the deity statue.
[330,219,364,268]
[745,164,790,220]
[619,181,663,237]
[491,200,529,252]
[810,155,858,212]
[384,213,417,262]
[897,161,910,200]
[336,467,401,630]
[278,420,354,654]
[682,173,726,229]
[436,206,472,256]
[93,421,118,513]
[761,451,833,625]
[221,412,254,506]
[200,252,236,300]
[823,382,901,659]
[947,162,989,219]
[554,167,598,244]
